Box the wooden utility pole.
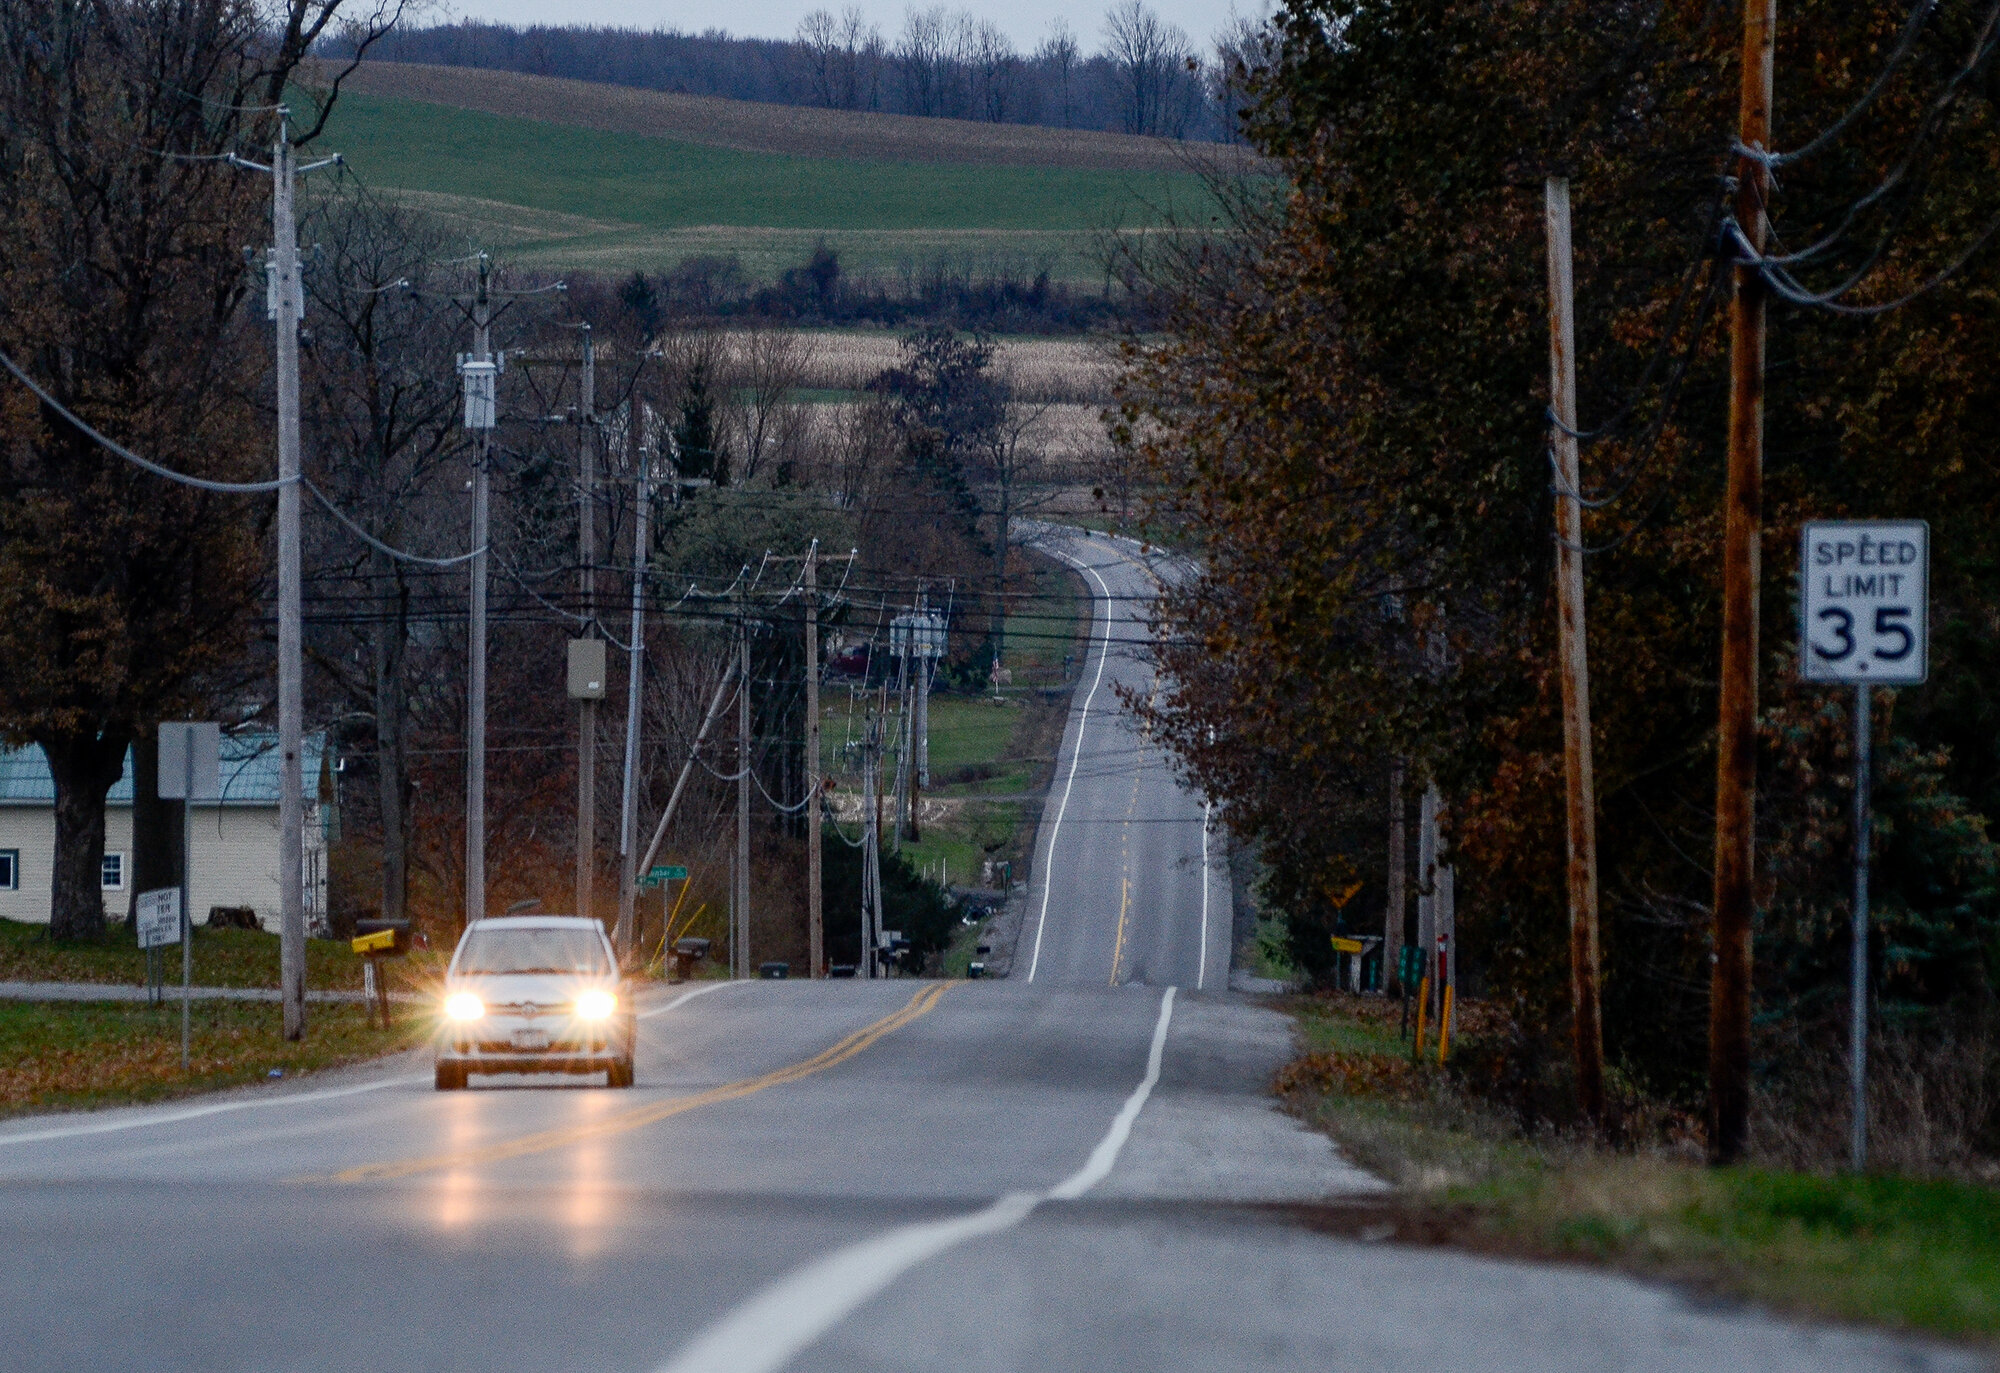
[1545,176,1605,1122]
[1385,761,1406,994]
[614,424,652,959]
[575,326,597,927]
[805,549,824,977]
[465,256,492,933]
[1711,0,1777,1165]
[736,593,752,978]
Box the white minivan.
[435,916,636,1090]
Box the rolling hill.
[313,65,1242,283]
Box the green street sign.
[640,864,689,887]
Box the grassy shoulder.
[0,917,377,990]
[0,999,427,1119]
[1282,994,2000,1342]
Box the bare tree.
[725,327,818,486]
[796,9,843,107]
[969,21,1020,123]
[1103,0,1196,136]
[1209,11,1272,143]
[896,6,951,116]
[298,184,468,927]
[1034,20,1081,128]
[839,7,885,110]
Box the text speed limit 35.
[1800,521,1928,685]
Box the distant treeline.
[613,244,1153,334]
[331,2,1264,141]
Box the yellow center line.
[1108,754,1145,986]
[312,982,952,1185]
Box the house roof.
[0,731,327,807]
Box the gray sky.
[433,0,1248,59]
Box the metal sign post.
[1800,521,1928,1172]
[160,724,221,1071]
[136,888,181,1007]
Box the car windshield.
[455,927,611,977]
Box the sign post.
[160,723,221,1071]
[136,888,181,1006]
[1800,522,1928,1172]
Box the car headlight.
[574,988,616,1021]
[445,991,485,1022]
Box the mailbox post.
[350,920,412,1027]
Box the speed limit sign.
[1799,521,1928,684]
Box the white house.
[0,732,330,933]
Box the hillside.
[315,76,1237,283]
[330,62,1240,173]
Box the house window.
[0,851,15,890]
[100,852,125,891]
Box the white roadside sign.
[1799,521,1929,685]
[136,887,182,950]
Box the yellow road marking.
[1108,755,1145,986]
[317,983,952,1185]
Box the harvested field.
[326,62,1261,174]
[798,332,1119,402]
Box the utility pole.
[1711,0,1777,1165]
[463,254,493,932]
[912,593,930,845]
[272,117,307,1040]
[863,700,883,978]
[615,423,652,959]
[1545,176,1605,1122]
[1385,760,1406,994]
[805,548,824,977]
[575,325,597,926]
[736,592,752,978]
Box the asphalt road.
[0,528,1979,1372]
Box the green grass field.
[319,92,1219,281]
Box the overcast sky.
[431,0,1253,58]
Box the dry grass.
[1282,995,2000,1341]
[0,999,425,1118]
[327,62,1258,174]
[797,332,1118,402]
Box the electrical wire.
[0,345,290,493]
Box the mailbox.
[351,919,411,1029]
[758,961,790,980]
[351,920,412,957]
[668,937,710,985]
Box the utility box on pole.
[568,638,607,700]
[458,355,499,430]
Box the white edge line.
[0,1070,430,1147]
[1029,545,1116,982]
[0,980,740,1148]
[1198,801,1211,992]
[637,979,739,1020]
[654,986,1176,1373]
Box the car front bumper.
[437,1020,632,1074]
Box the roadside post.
[159,723,220,1070]
[136,887,181,1008]
[1398,945,1425,1041]
[351,920,412,1028]
[637,865,687,962]
[1800,521,1929,1172]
